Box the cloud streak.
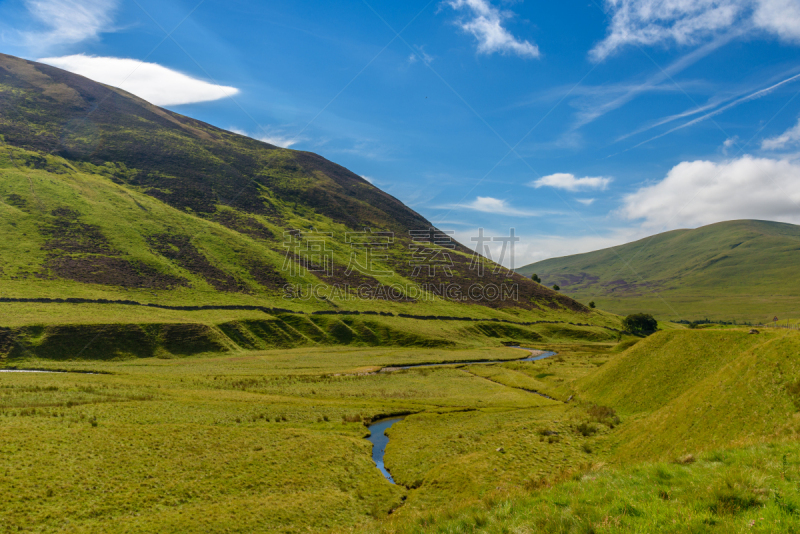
[530,173,612,191]
[628,71,800,150]
[444,196,546,217]
[18,0,117,50]
[446,0,539,58]
[228,127,301,149]
[39,55,239,106]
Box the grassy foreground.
[367,441,800,533]
[1,329,797,533]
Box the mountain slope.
[517,220,800,321]
[0,53,606,327]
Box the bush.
[589,301,595,309]
[622,313,658,334]
[552,284,560,291]
[531,273,541,283]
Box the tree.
[552,284,560,291]
[531,273,541,283]
[589,301,596,309]
[622,313,658,334]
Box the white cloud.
[39,55,239,106]
[360,175,374,184]
[530,173,612,191]
[619,156,800,230]
[22,0,117,49]
[591,0,800,62]
[576,198,596,206]
[761,117,800,150]
[446,0,540,58]
[228,127,300,149]
[446,196,545,217]
[753,0,800,43]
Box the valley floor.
[1,329,798,533]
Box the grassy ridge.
[574,329,800,461]
[1,311,621,362]
[517,220,800,322]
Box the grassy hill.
[517,220,800,322]
[0,53,620,356]
[574,329,800,460]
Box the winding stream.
[389,346,556,370]
[368,347,557,483]
[367,417,405,484]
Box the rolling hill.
[574,329,800,460]
[517,220,800,322]
[0,53,620,357]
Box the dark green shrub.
[531,273,541,283]
[622,313,658,334]
[589,301,596,308]
[552,284,560,291]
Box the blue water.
[367,348,556,483]
[398,347,556,369]
[367,417,405,484]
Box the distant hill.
[517,220,800,322]
[0,53,596,324]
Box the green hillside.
[517,220,800,322]
[0,53,616,350]
[574,329,800,460]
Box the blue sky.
[2,0,800,265]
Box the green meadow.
[2,327,799,533]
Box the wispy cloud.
[592,0,800,62]
[39,55,239,106]
[20,0,118,50]
[443,196,546,217]
[761,116,800,150]
[530,173,611,191]
[445,0,539,58]
[629,71,800,149]
[228,127,301,149]
[408,46,434,65]
[574,36,732,129]
[575,198,596,206]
